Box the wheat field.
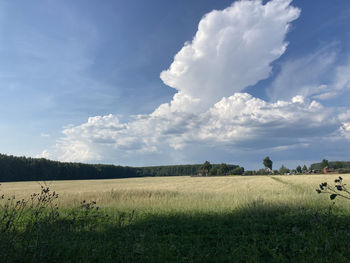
[1,174,349,212]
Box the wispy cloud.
[40,133,51,138]
[268,46,337,100]
[269,44,350,102]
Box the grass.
[1,174,350,262]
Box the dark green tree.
[209,167,217,176]
[217,163,229,175]
[296,165,302,174]
[333,161,344,169]
[321,159,329,169]
[263,156,273,170]
[231,166,244,175]
[201,161,212,171]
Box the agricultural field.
[1,174,350,262]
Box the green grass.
[1,174,350,262]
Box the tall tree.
[263,156,273,170]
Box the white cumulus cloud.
[339,110,350,140]
[41,0,349,165]
[160,0,300,110]
[48,93,338,163]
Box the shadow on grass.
[2,203,350,262]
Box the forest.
[0,154,243,182]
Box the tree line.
[0,154,243,182]
[246,157,350,175]
[198,161,244,176]
[309,160,350,172]
[2,153,349,182]
[0,154,139,182]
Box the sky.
[1,0,350,170]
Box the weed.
[316,176,350,201]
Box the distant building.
[265,168,274,175]
[197,169,209,176]
[323,166,335,174]
[310,169,322,174]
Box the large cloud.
[43,93,339,163]
[40,0,350,166]
[160,0,300,109]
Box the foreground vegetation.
[1,174,350,262]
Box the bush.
[231,167,244,175]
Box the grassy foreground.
[1,174,350,262]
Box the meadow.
[1,174,350,262]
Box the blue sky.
[1,0,350,169]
